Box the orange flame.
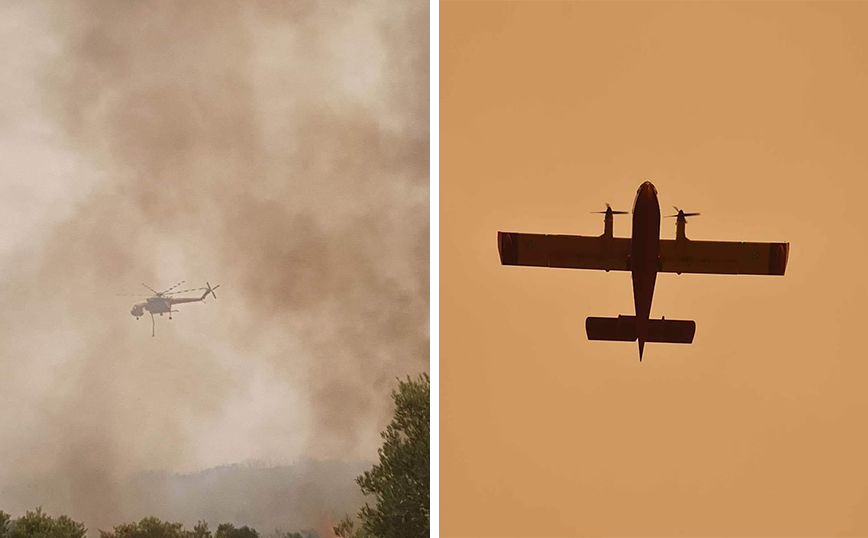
[320,514,338,538]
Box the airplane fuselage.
[631,181,661,360]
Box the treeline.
[1,373,429,538]
[0,509,317,538]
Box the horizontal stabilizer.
[586,316,696,344]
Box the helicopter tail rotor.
[205,282,219,300]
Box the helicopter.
[119,281,220,336]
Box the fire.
[320,514,338,538]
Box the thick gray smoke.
[0,0,428,532]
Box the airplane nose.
[639,181,658,197]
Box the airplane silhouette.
[497,181,789,360]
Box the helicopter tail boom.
[203,282,219,300]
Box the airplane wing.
[659,239,789,275]
[498,231,631,271]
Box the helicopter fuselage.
[131,297,170,318]
[146,297,172,314]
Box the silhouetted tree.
[7,507,86,538]
[337,373,429,538]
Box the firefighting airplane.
[121,281,220,337]
[497,181,789,360]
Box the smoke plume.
[0,0,428,532]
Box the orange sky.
[441,2,868,536]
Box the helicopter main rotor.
[139,280,206,297]
[117,280,206,299]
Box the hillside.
[1,460,370,535]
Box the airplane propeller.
[665,206,701,221]
[591,203,628,215]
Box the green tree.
[8,508,86,538]
[332,516,371,538]
[214,524,258,538]
[1,511,11,538]
[99,517,187,538]
[338,373,429,538]
[267,531,317,538]
[189,521,211,538]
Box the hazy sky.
[442,2,868,536]
[0,0,428,531]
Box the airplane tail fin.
[586,316,696,344]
